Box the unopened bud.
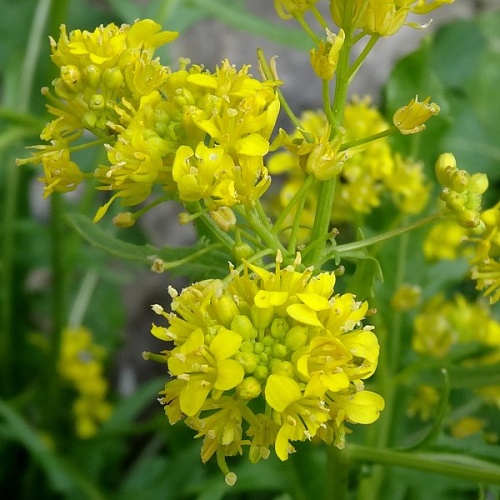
[113,212,135,228]
[210,207,236,232]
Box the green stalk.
[347,444,500,486]
[340,126,396,152]
[357,225,409,500]
[272,174,315,236]
[332,212,442,257]
[326,446,349,500]
[306,6,354,268]
[245,203,288,257]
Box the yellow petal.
[265,374,301,413]
[150,324,170,341]
[180,380,211,416]
[210,328,242,359]
[234,134,269,156]
[214,359,245,390]
[336,391,385,424]
[297,292,330,311]
[254,290,288,308]
[287,303,323,327]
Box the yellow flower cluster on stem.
[148,253,383,481]
[58,326,113,438]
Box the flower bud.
[235,352,258,374]
[60,65,82,90]
[210,207,236,232]
[231,315,257,340]
[236,376,261,400]
[393,96,440,135]
[435,153,457,186]
[102,67,124,90]
[84,65,101,89]
[450,169,470,193]
[233,242,254,262]
[467,173,489,194]
[89,94,105,111]
[456,209,480,228]
[251,304,274,329]
[285,325,308,351]
[113,212,135,228]
[213,294,239,327]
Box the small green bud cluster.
[435,153,488,232]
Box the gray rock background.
[117,0,499,393]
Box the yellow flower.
[393,96,440,135]
[385,154,430,214]
[265,375,330,460]
[423,220,469,261]
[274,0,319,19]
[362,0,413,37]
[167,328,245,416]
[450,416,485,439]
[407,385,440,421]
[58,327,113,438]
[38,147,84,196]
[172,143,236,207]
[391,283,422,311]
[471,259,500,304]
[150,253,383,477]
[310,29,345,81]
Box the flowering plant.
[2,0,500,498]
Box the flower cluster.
[19,21,280,225]
[330,0,455,36]
[58,326,113,438]
[148,253,383,482]
[435,153,489,230]
[411,294,500,435]
[268,98,430,236]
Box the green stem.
[347,34,380,82]
[186,202,235,252]
[306,11,354,268]
[347,444,500,486]
[245,204,288,257]
[257,49,314,143]
[333,213,441,256]
[358,221,409,500]
[326,446,349,500]
[340,126,397,151]
[294,14,320,44]
[272,174,315,235]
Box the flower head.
[58,327,113,438]
[150,254,383,479]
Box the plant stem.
[306,8,354,268]
[245,203,288,257]
[326,446,349,500]
[273,174,315,236]
[340,126,396,151]
[333,212,441,256]
[347,444,500,486]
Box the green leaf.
[66,213,227,278]
[190,0,311,50]
[101,376,164,432]
[0,399,106,498]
